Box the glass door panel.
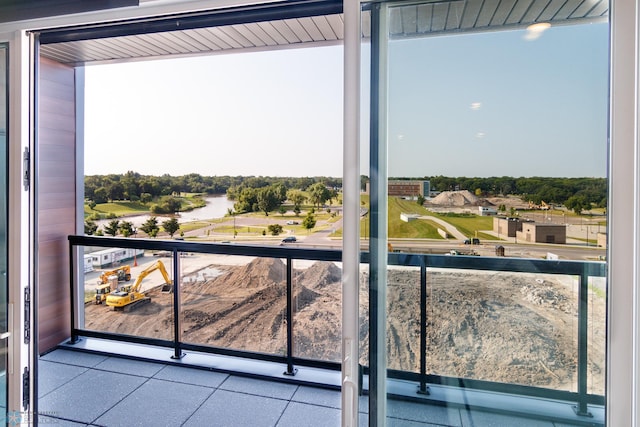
[368,0,609,425]
[0,43,8,417]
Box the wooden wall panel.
[37,57,76,353]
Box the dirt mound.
[296,262,342,289]
[220,257,285,289]
[84,260,605,393]
[429,190,483,206]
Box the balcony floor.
[38,349,594,427]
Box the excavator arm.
[106,260,172,310]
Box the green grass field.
[428,212,497,240]
[387,198,443,239]
[85,194,206,219]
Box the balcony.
[43,235,605,426]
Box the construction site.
[82,252,605,395]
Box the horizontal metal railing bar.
[386,369,605,405]
[73,329,342,371]
[69,235,342,262]
[387,252,607,277]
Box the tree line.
[85,172,342,204]
[85,173,607,214]
[388,175,607,212]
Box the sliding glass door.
[0,43,9,417]
[367,0,609,425]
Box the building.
[369,180,430,198]
[88,248,144,268]
[493,217,524,237]
[0,1,637,426]
[517,223,567,244]
[478,206,497,216]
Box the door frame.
[0,28,35,420]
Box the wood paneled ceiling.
[39,0,608,66]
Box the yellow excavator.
[94,266,132,305]
[97,265,132,285]
[106,260,172,311]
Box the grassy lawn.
[429,212,497,240]
[85,194,206,219]
[387,197,443,239]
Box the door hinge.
[22,367,29,410]
[24,287,30,344]
[22,147,30,191]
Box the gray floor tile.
[292,386,341,408]
[387,400,463,426]
[38,369,147,424]
[41,350,108,368]
[184,389,288,427]
[387,418,442,427]
[153,365,228,388]
[38,360,88,397]
[94,356,165,378]
[219,375,298,400]
[38,415,88,426]
[95,378,213,427]
[277,401,341,427]
[461,410,554,427]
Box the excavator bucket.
[161,283,173,293]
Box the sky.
[84,21,609,178]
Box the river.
[96,196,235,228]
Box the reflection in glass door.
[0,43,8,416]
[368,0,609,425]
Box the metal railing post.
[68,241,79,344]
[171,248,184,359]
[284,256,296,375]
[418,260,429,394]
[575,267,591,417]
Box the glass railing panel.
[80,246,174,340]
[359,262,370,367]
[425,268,581,392]
[386,265,421,373]
[588,275,607,395]
[178,253,287,356]
[292,259,343,363]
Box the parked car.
[464,238,480,245]
[285,220,299,225]
[282,236,297,243]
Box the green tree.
[104,219,120,237]
[140,192,153,204]
[93,187,108,204]
[140,216,160,238]
[302,211,316,230]
[88,200,97,210]
[162,218,180,238]
[293,205,301,216]
[308,183,330,208]
[565,195,590,215]
[278,206,287,216]
[268,224,283,235]
[257,187,279,216]
[119,221,134,237]
[417,194,425,206]
[84,220,98,235]
[286,189,306,208]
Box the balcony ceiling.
[39,0,608,66]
